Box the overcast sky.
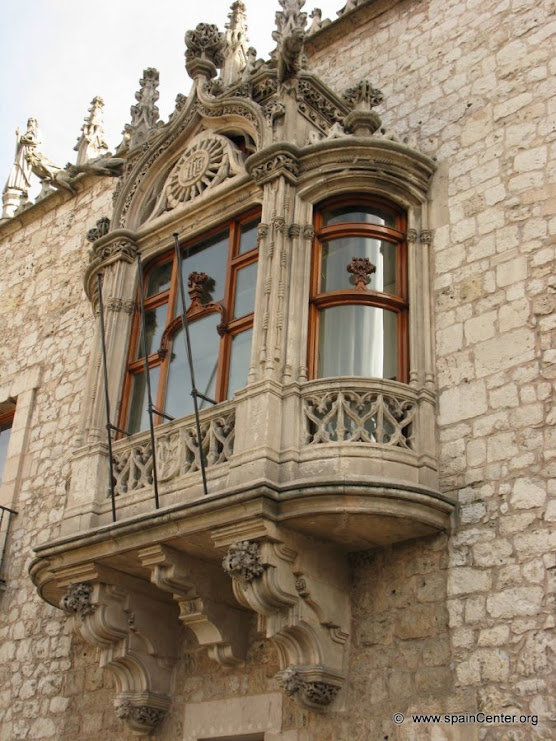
[0,0,345,196]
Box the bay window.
[309,196,408,382]
[120,210,260,434]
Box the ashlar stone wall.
[0,179,125,741]
[308,0,556,738]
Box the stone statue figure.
[74,96,109,165]
[4,118,41,194]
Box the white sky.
[0,0,345,194]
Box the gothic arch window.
[308,195,408,382]
[120,209,260,434]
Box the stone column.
[61,231,138,534]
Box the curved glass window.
[121,209,260,434]
[310,197,407,382]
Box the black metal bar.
[136,253,160,509]
[193,390,217,405]
[173,232,210,497]
[97,273,117,523]
[107,423,131,437]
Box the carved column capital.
[246,145,300,185]
[420,229,432,244]
[406,228,418,243]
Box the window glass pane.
[322,205,396,228]
[146,261,172,296]
[228,329,253,397]
[0,425,12,484]
[182,232,228,303]
[239,218,260,254]
[321,238,397,294]
[234,262,258,318]
[318,305,397,380]
[165,314,220,419]
[136,304,167,358]
[127,365,161,434]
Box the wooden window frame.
[119,208,261,432]
[0,408,15,485]
[308,195,409,382]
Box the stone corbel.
[58,565,179,736]
[246,144,299,186]
[216,525,350,711]
[138,544,251,667]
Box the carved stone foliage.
[304,388,416,448]
[278,667,340,710]
[86,216,110,243]
[149,133,244,219]
[60,583,95,617]
[343,80,384,109]
[248,150,299,185]
[112,408,235,495]
[219,532,349,711]
[222,541,264,583]
[114,696,167,735]
[90,238,137,266]
[185,23,226,78]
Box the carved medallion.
[150,132,244,220]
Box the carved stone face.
[27,118,38,133]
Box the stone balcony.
[30,378,454,729]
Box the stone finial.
[119,68,160,151]
[271,0,308,82]
[343,80,384,136]
[343,80,384,110]
[185,23,226,80]
[74,96,109,165]
[221,1,250,87]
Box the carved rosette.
[60,583,96,617]
[222,540,265,583]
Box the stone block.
[510,478,547,509]
[486,586,544,618]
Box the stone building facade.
[0,1,554,739]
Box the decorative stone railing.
[302,379,417,450]
[111,404,235,496]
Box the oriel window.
[309,196,408,382]
[121,210,260,434]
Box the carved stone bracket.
[138,544,250,667]
[217,526,350,711]
[59,569,179,736]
